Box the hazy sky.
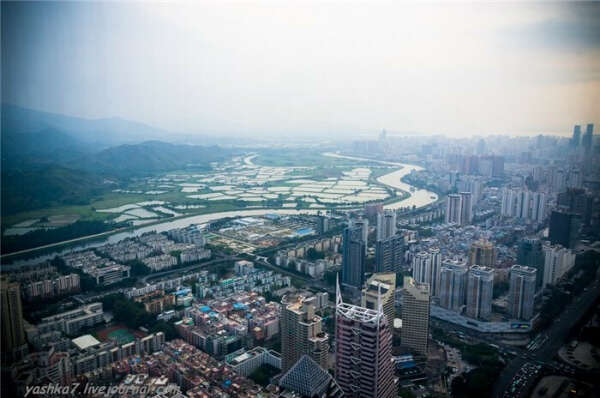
[2,1,599,138]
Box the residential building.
[411,248,442,297]
[280,295,329,373]
[501,188,546,223]
[445,194,462,224]
[401,276,430,357]
[542,244,576,287]
[439,259,468,312]
[375,234,404,273]
[362,273,396,326]
[509,265,537,321]
[37,302,104,336]
[459,192,473,225]
[468,238,496,267]
[466,266,494,320]
[1,278,28,362]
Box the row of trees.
[1,220,118,254]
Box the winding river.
[322,152,438,209]
[3,153,437,265]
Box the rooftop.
[72,334,101,351]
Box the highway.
[492,273,600,397]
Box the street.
[492,274,600,397]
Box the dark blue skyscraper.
[341,226,365,289]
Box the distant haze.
[2,1,599,138]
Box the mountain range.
[1,104,235,216]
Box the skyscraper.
[468,238,496,267]
[459,191,473,225]
[335,278,396,398]
[376,210,397,241]
[549,210,580,249]
[445,194,462,224]
[1,278,28,362]
[365,202,384,224]
[351,218,369,255]
[557,188,593,226]
[509,265,537,321]
[439,259,468,312]
[466,266,494,320]
[362,273,396,326]
[582,123,594,152]
[375,234,404,273]
[411,248,442,297]
[571,125,581,148]
[351,218,369,246]
[401,276,430,356]
[342,225,366,290]
[517,238,544,290]
[281,294,329,372]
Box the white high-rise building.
[411,249,442,297]
[501,188,546,223]
[466,266,494,320]
[457,177,483,204]
[445,194,462,224]
[531,192,546,223]
[459,192,473,225]
[439,259,468,312]
[542,244,576,287]
[509,265,537,321]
